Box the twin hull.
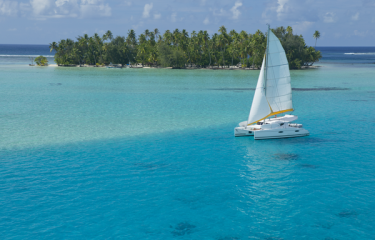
[234,126,309,140]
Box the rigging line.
[267,92,292,98]
[267,63,289,68]
[266,78,291,83]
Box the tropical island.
[50,26,322,69]
[34,56,48,66]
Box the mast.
[264,24,270,95]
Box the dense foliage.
[34,56,48,66]
[51,26,322,69]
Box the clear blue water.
[1,46,375,239]
[0,44,54,65]
[316,46,375,64]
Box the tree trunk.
[209,52,211,67]
[221,46,224,68]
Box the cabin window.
[280,123,284,126]
[279,131,283,133]
[295,130,299,132]
[248,131,252,134]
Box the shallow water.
[1,47,375,239]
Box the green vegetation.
[51,26,322,69]
[34,56,48,66]
[313,30,321,48]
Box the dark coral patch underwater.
[273,153,299,161]
[336,210,358,218]
[170,221,196,236]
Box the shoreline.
[40,64,321,70]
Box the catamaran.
[234,25,309,139]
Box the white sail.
[265,31,293,113]
[247,58,271,125]
[246,27,293,126]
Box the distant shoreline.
[45,64,320,70]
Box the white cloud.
[203,17,209,25]
[142,3,152,18]
[80,2,111,17]
[154,13,160,19]
[81,0,100,4]
[230,1,242,19]
[123,0,131,6]
[0,0,18,16]
[30,0,51,15]
[171,12,177,22]
[292,21,313,33]
[55,0,69,7]
[323,12,336,23]
[262,0,319,23]
[354,30,368,37]
[28,0,111,18]
[334,32,342,38]
[211,8,226,17]
[351,12,359,21]
[276,0,288,17]
[132,21,143,30]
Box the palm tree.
[313,30,320,48]
[173,28,180,47]
[126,29,137,64]
[105,30,113,41]
[238,30,248,67]
[126,29,137,45]
[94,33,103,63]
[286,26,293,35]
[88,37,97,65]
[218,26,228,67]
[154,28,159,39]
[144,29,150,40]
[163,30,172,45]
[49,42,58,52]
[202,30,210,67]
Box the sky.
[0,0,373,46]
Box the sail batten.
[247,26,293,126]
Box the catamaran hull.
[254,128,309,140]
[234,127,254,137]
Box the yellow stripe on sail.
[247,108,294,126]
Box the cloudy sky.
[0,0,373,46]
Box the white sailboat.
[234,25,309,139]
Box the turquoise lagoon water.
[1,47,375,239]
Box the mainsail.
[247,26,293,126]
